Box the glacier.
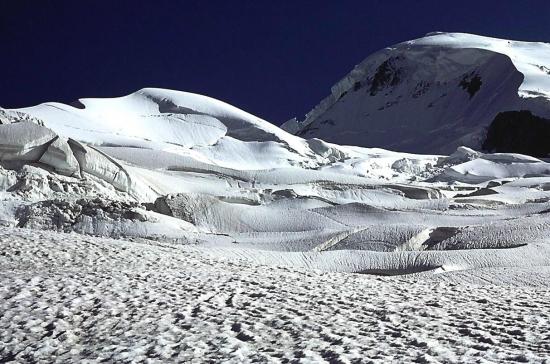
[1,33,550,363]
[2,85,550,276]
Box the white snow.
[0,227,549,363]
[2,46,550,361]
[2,88,550,274]
[284,32,550,154]
[413,33,550,98]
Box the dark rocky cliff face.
[482,111,550,157]
[369,56,403,96]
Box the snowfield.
[1,227,549,363]
[2,32,550,362]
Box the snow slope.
[2,87,550,278]
[283,32,550,154]
[14,88,315,168]
[1,227,549,363]
[3,77,550,361]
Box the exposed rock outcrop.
[16,198,147,234]
[482,110,550,157]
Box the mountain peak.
[282,33,550,154]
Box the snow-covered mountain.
[2,85,550,277]
[282,32,550,155]
[2,83,550,361]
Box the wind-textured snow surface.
[1,227,549,363]
[2,83,550,361]
[283,32,550,154]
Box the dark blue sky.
[2,0,550,124]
